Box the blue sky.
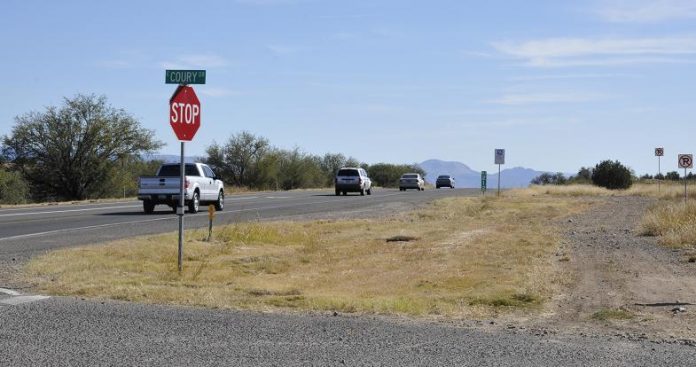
[2,0,696,175]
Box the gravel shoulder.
[534,196,696,340]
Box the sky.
[2,0,696,175]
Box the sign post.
[207,204,215,242]
[494,149,505,197]
[168,71,204,273]
[655,148,664,193]
[481,171,487,196]
[678,154,692,204]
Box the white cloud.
[492,37,696,67]
[598,0,696,23]
[489,92,610,105]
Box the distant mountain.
[419,159,547,189]
[419,159,481,187]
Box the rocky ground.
[516,196,696,343]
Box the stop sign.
[169,85,201,141]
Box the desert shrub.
[591,160,633,190]
[0,169,30,204]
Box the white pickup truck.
[138,162,224,214]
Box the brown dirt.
[532,196,696,339]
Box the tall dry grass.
[24,194,590,318]
[640,201,696,248]
[518,182,696,201]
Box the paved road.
[1,298,693,366]
[0,188,478,262]
[2,188,695,366]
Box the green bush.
[591,160,633,190]
[0,169,30,204]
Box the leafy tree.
[654,173,665,180]
[665,171,681,181]
[2,95,162,200]
[591,160,633,190]
[368,163,426,187]
[531,172,567,185]
[0,168,30,204]
[205,131,270,187]
[320,153,347,186]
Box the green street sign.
[481,171,487,190]
[166,70,206,85]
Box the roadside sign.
[494,149,505,165]
[166,70,206,84]
[655,148,664,157]
[169,85,201,141]
[481,171,487,191]
[678,154,693,169]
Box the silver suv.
[335,167,372,196]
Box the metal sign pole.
[497,164,501,197]
[178,141,185,273]
[685,167,688,205]
[658,156,661,194]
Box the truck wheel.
[188,192,200,213]
[360,189,365,196]
[143,200,154,214]
[335,189,340,196]
[366,188,372,195]
[215,191,224,211]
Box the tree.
[665,171,680,181]
[0,169,29,204]
[320,153,347,186]
[591,160,633,190]
[368,163,426,187]
[531,172,567,185]
[205,131,270,187]
[2,95,162,200]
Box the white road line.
[0,288,21,296]
[0,201,137,213]
[0,295,51,306]
[0,216,175,242]
[0,204,141,218]
[0,193,404,242]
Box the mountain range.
[418,159,546,189]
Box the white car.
[335,167,372,196]
[399,173,424,191]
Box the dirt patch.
[535,196,696,339]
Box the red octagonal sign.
[169,85,201,141]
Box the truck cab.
[138,163,224,214]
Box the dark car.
[435,175,455,189]
[335,167,372,196]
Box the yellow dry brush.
[25,193,592,318]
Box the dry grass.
[513,185,613,197]
[640,201,696,248]
[24,193,592,318]
[591,308,634,321]
[517,182,696,200]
